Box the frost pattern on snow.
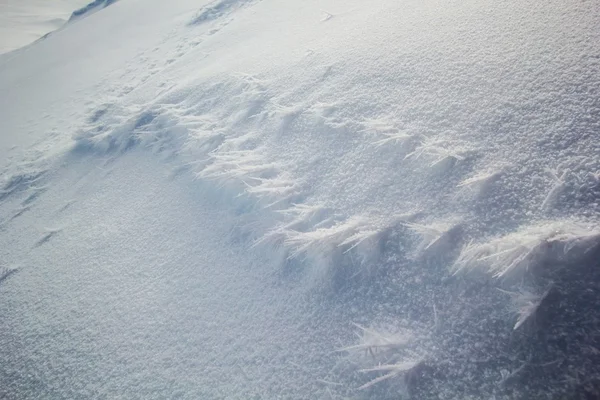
[453,222,600,279]
[56,0,600,392]
[336,322,426,393]
[498,287,554,330]
[2,0,600,396]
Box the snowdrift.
[1,0,599,398]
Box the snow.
[0,0,92,54]
[1,0,600,398]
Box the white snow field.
[0,0,93,54]
[1,0,600,398]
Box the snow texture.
[1,0,600,398]
[0,0,91,54]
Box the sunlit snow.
[1,0,599,398]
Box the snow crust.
[1,0,599,398]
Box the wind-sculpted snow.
[68,61,600,397]
[453,222,600,280]
[2,0,600,398]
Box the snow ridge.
[69,0,118,21]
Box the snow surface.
[1,0,600,398]
[0,0,92,54]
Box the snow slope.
[1,0,600,399]
[0,0,92,54]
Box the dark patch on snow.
[34,230,60,248]
[189,0,261,26]
[73,108,160,154]
[87,106,110,123]
[69,0,119,21]
[21,187,47,207]
[0,267,18,286]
